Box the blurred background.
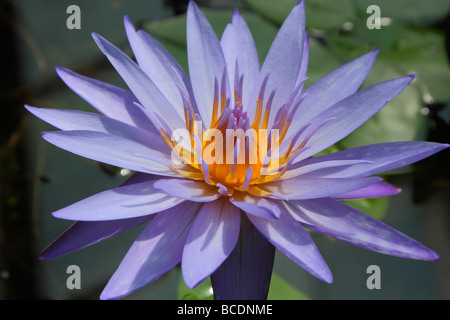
[0,0,449,300]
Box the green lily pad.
[244,0,296,26]
[245,0,357,31]
[380,26,450,104]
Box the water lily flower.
[27,0,448,300]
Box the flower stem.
[211,212,275,300]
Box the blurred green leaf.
[245,0,357,30]
[244,0,295,26]
[342,196,390,220]
[304,0,356,31]
[344,22,450,103]
[178,277,214,300]
[268,273,310,300]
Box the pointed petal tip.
[99,287,127,300]
[36,251,48,261]
[432,251,440,260]
[182,267,210,290]
[24,104,35,112]
[323,271,333,284]
[312,262,333,284]
[55,65,75,82]
[184,278,201,290]
[293,0,305,12]
[54,65,64,73]
[91,32,105,49]
[187,0,199,12]
[431,142,450,152]
[369,47,380,59]
[123,14,132,25]
[50,208,70,220]
[401,246,440,261]
[99,291,119,301]
[123,15,136,34]
[419,248,440,261]
[354,47,379,66]
[99,293,108,300]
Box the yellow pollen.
[158,80,306,194]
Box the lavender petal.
[291,141,450,178]
[55,66,155,131]
[247,210,332,283]
[100,202,201,300]
[220,8,259,107]
[285,198,439,260]
[187,1,229,127]
[182,198,241,288]
[52,177,184,221]
[41,130,178,177]
[153,178,221,202]
[295,75,417,162]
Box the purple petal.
[182,198,241,288]
[247,211,332,283]
[292,141,450,178]
[187,1,229,127]
[124,16,198,115]
[39,173,158,259]
[260,176,382,200]
[41,130,177,177]
[100,202,201,300]
[285,198,439,260]
[333,181,402,199]
[230,193,281,220]
[282,159,374,180]
[295,75,417,161]
[247,0,305,123]
[91,33,185,130]
[55,66,155,131]
[287,49,378,138]
[38,216,153,260]
[26,106,168,151]
[153,178,220,202]
[211,213,275,300]
[295,32,309,89]
[51,178,184,221]
[220,8,259,107]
